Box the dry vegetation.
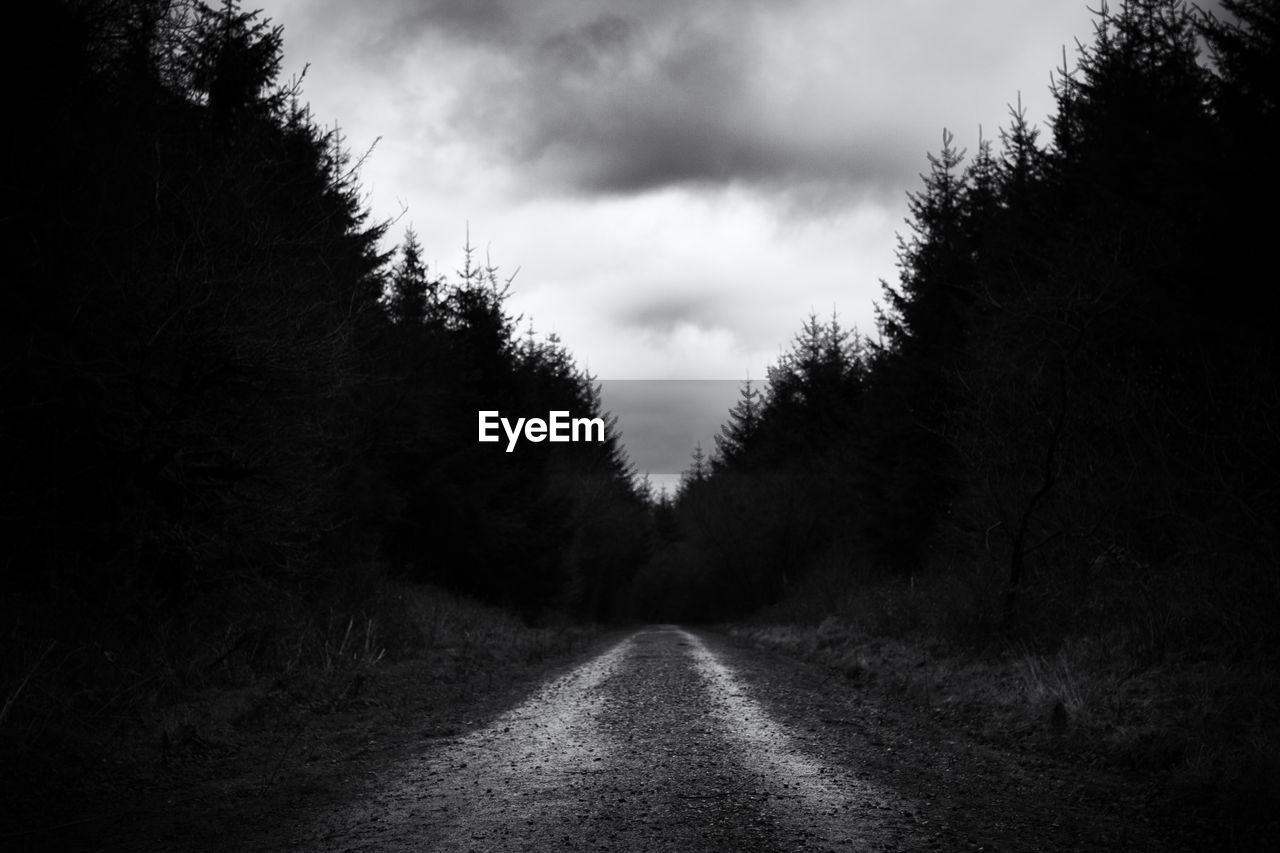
[731,556,1280,845]
[0,576,600,847]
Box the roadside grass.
[0,571,596,828]
[731,555,1280,846]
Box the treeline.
[6,0,1277,680]
[2,0,648,714]
[643,0,1279,647]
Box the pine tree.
[857,131,979,571]
[385,229,435,326]
[680,444,710,494]
[713,379,763,467]
[998,96,1048,212]
[1202,0,1280,129]
[878,129,971,363]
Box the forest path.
[276,626,1163,852]
[60,626,1182,851]
[298,626,915,851]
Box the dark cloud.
[389,0,517,43]
[540,14,638,73]
[479,3,911,199]
[619,292,722,334]
[276,0,1130,208]
[293,0,916,201]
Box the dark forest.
[3,0,1278,848]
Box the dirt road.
[268,625,1169,852]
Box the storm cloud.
[278,0,1102,204]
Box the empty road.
[287,626,1161,852]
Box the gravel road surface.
[282,625,1164,851]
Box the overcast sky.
[252,0,1108,486]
